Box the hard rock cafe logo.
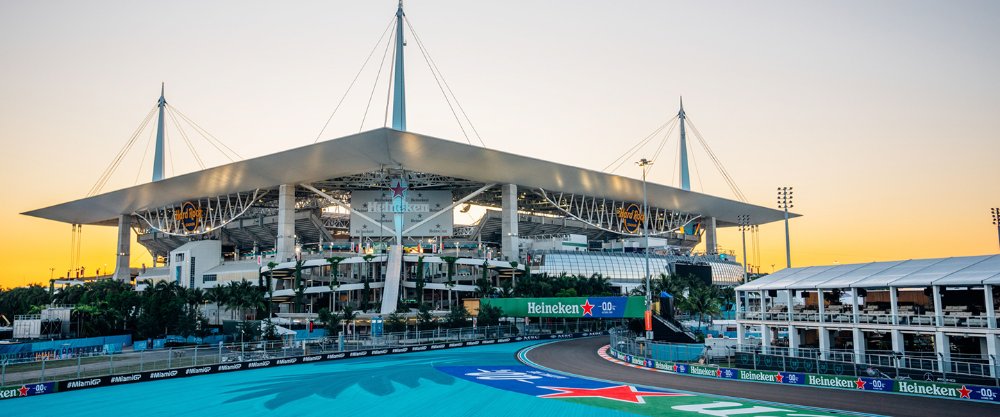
[174,201,203,232]
[616,203,645,234]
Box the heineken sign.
[609,346,1000,402]
[481,297,646,318]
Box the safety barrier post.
[1,360,5,386]
[41,357,46,382]
[194,346,198,366]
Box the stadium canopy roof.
[24,128,794,227]
[737,254,1000,291]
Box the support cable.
[360,23,396,132]
[170,105,241,161]
[403,16,470,144]
[315,16,396,143]
[405,16,487,147]
[686,117,748,202]
[603,116,678,173]
[134,122,157,185]
[167,107,206,170]
[88,106,158,196]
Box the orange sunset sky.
[1,1,998,289]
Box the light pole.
[992,208,1000,250]
[777,187,794,268]
[738,215,750,283]
[637,158,653,340]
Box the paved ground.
[522,336,999,417]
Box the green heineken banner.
[481,297,646,318]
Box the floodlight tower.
[637,158,653,340]
[777,187,794,268]
[738,215,750,282]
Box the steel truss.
[535,188,700,236]
[134,189,267,236]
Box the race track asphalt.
[522,336,998,417]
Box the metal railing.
[608,327,705,362]
[734,344,998,386]
[0,320,616,388]
[739,311,998,329]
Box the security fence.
[609,327,705,362]
[734,344,999,387]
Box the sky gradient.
[2,1,998,288]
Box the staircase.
[652,315,699,343]
[380,244,403,315]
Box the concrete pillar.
[500,184,519,261]
[932,285,943,327]
[851,289,860,324]
[761,324,772,354]
[890,287,899,325]
[759,290,767,319]
[736,323,746,347]
[112,215,131,282]
[276,184,296,262]
[818,326,830,360]
[985,285,996,329]
[935,331,951,373]
[788,325,800,357]
[987,335,998,377]
[786,290,794,322]
[704,217,718,255]
[852,328,866,364]
[891,330,904,355]
[817,291,826,323]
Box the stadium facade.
[22,3,794,316]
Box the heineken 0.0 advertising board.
[481,297,645,318]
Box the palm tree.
[683,284,721,332]
[476,260,494,298]
[206,285,227,325]
[440,256,458,310]
[508,261,519,289]
[325,256,345,311]
[361,254,375,311]
[265,261,278,320]
[293,258,306,313]
[415,255,426,304]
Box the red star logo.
[672,364,679,372]
[715,368,722,377]
[389,182,407,198]
[581,300,594,316]
[775,373,784,383]
[959,385,971,398]
[539,385,685,404]
[855,378,867,390]
[18,385,29,396]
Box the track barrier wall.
[0,330,608,401]
[605,346,1000,403]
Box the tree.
[386,311,406,333]
[341,304,358,335]
[415,255,426,304]
[293,258,306,313]
[416,303,435,331]
[0,285,51,318]
[361,254,375,312]
[317,307,341,335]
[325,256,345,311]
[446,305,470,328]
[683,283,721,332]
[265,261,278,319]
[440,256,458,309]
[205,285,228,325]
[477,304,503,327]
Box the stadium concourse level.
[524,337,1000,417]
